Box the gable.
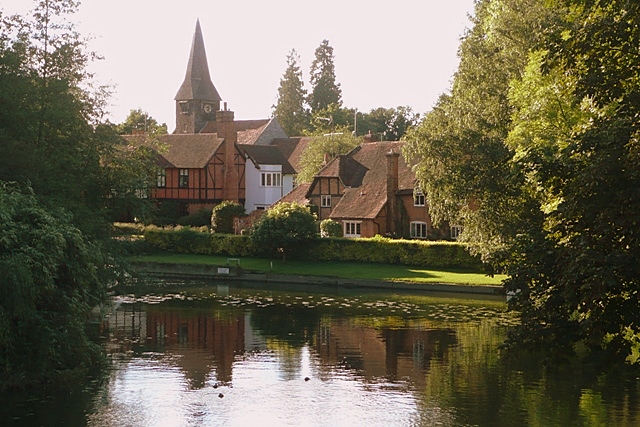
[241,144,296,174]
[270,137,312,173]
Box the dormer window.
[414,188,425,207]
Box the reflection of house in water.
[145,307,246,385]
[106,303,458,389]
[315,318,457,384]
[107,303,268,388]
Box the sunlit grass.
[131,252,506,286]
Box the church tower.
[174,20,221,133]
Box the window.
[135,188,148,199]
[179,169,189,188]
[321,195,331,208]
[261,172,281,187]
[413,188,425,206]
[156,169,166,188]
[344,221,361,238]
[450,225,463,240]
[410,221,428,239]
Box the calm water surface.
[2,279,639,426]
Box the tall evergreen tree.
[308,39,342,114]
[272,49,309,136]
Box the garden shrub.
[320,219,343,237]
[211,201,245,234]
[178,208,212,228]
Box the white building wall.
[282,175,294,197]
[245,163,289,212]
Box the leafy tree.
[356,106,419,141]
[116,108,168,135]
[406,0,640,365]
[0,0,153,385]
[404,0,560,261]
[211,200,245,234]
[272,49,309,136]
[0,182,106,387]
[250,202,317,260]
[0,0,138,237]
[308,39,342,114]
[296,132,361,184]
[501,0,640,363]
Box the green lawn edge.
[130,252,506,287]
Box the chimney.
[363,130,379,143]
[323,152,331,165]
[386,150,400,235]
[217,104,240,202]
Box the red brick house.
[278,139,452,240]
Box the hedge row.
[145,228,261,257]
[143,228,483,270]
[306,236,483,269]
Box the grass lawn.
[131,252,506,286]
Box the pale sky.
[3,0,475,131]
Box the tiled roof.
[200,119,270,145]
[270,137,312,173]
[241,144,296,175]
[275,183,311,206]
[125,134,224,168]
[327,141,415,220]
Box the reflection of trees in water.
[250,304,321,346]
[102,290,640,426]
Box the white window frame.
[413,188,425,207]
[261,172,282,187]
[344,221,362,238]
[321,195,331,208]
[450,225,463,240]
[410,221,428,239]
[178,169,189,188]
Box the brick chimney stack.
[217,102,240,202]
[386,150,400,235]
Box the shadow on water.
[2,277,639,426]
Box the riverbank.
[129,254,505,296]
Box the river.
[2,279,639,426]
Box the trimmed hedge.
[144,227,261,257]
[306,236,483,269]
[142,228,483,270]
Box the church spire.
[175,19,221,102]
[174,20,221,133]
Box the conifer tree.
[273,49,309,136]
[308,40,342,114]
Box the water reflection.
[2,280,639,426]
